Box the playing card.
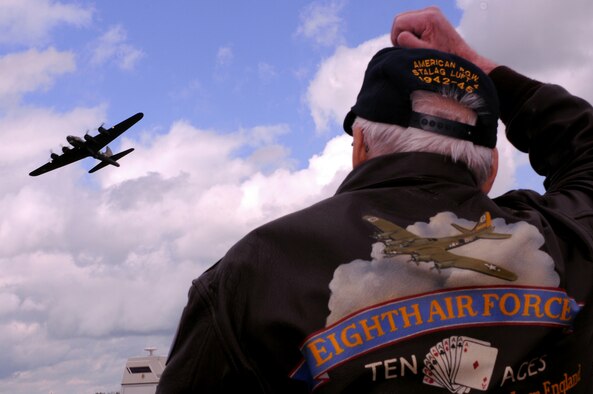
[431,345,449,378]
[436,342,466,393]
[460,336,491,346]
[443,337,450,358]
[424,355,451,390]
[423,367,445,389]
[436,342,450,377]
[454,339,498,391]
[450,336,463,384]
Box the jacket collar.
[336,152,479,194]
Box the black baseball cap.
[343,47,499,148]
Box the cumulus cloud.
[305,35,391,132]
[0,0,92,46]
[454,0,593,192]
[457,0,593,103]
[296,0,347,47]
[0,105,351,391]
[91,25,144,71]
[0,48,75,107]
[0,106,106,193]
[489,124,525,197]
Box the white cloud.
[0,109,352,391]
[305,35,391,132]
[0,0,93,46]
[457,0,593,104]
[91,25,144,71]
[0,48,75,107]
[489,123,526,197]
[455,0,593,192]
[97,121,254,187]
[0,106,105,179]
[296,0,347,47]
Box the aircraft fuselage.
[383,229,490,256]
[66,135,119,166]
[365,213,517,281]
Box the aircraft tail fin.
[451,212,511,239]
[89,148,134,173]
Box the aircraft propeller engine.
[84,133,96,142]
[62,146,71,153]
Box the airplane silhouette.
[29,112,143,176]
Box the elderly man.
[157,7,593,393]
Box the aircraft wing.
[85,112,144,151]
[88,148,135,173]
[29,148,90,176]
[363,215,419,240]
[428,248,518,281]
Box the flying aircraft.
[363,212,518,281]
[29,112,143,176]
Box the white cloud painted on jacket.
[326,211,559,325]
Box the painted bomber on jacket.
[292,211,580,393]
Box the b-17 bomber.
[29,112,143,176]
[364,212,517,281]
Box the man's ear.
[352,126,368,168]
[481,147,498,194]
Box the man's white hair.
[353,89,493,186]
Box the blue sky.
[22,0,457,163]
[2,0,593,392]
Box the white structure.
[121,348,167,394]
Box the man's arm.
[491,67,593,192]
[156,268,263,393]
[391,7,593,224]
[156,277,233,393]
[391,6,498,74]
